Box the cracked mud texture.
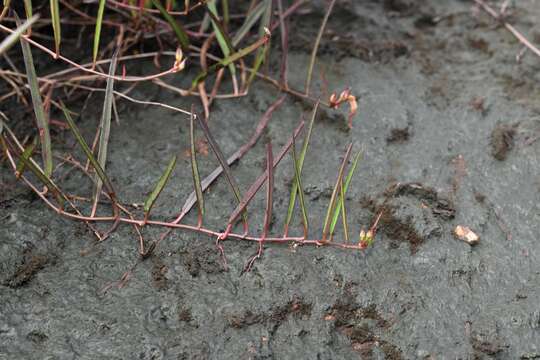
[1,1,540,359]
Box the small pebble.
[454,225,480,245]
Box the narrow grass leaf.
[338,178,349,242]
[0,14,38,55]
[246,0,271,87]
[93,51,118,208]
[2,133,64,208]
[291,136,308,238]
[61,102,115,196]
[284,101,318,235]
[321,143,353,241]
[189,109,204,224]
[50,0,61,56]
[205,0,236,82]
[197,113,247,225]
[151,0,190,51]
[24,0,32,18]
[305,0,336,94]
[232,0,266,47]
[92,0,106,65]
[262,142,273,238]
[15,138,36,178]
[144,155,177,219]
[19,25,53,177]
[329,150,362,236]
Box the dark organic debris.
[326,283,402,359]
[386,126,411,144]
[364,183,455,252]
[490,124,516,161]
[227,297,312,331]
[3,254,49,288]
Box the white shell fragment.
[454,226,480,245]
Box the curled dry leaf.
[329,88,357,129]
[454,225,480,245]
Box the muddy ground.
[1,1,540,359]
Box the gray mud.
[1,1,540,359]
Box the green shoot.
[93,51,117,214]
[19,23,53,177]
[291,135,308,238]
[92,0,106,65]
[305,0,336,95]
[284,101,318,236]
[328,150,362,237]
[151,0,190,51]
[189,108,204,227]
[50,0,61,56]
[143,155,177,222]
[321,143,352,241]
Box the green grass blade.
[60,102,115,196]
[329,150,362,236]
[206,0,236,80]
[189,109,204,224]
[197,113,247,225]
[151,0,190,51]
[49,0,61,56]
[192,32,269,88]
[246,0,271,87]
[232,0,266,47]
[291,136,308,238]
[24,0,32,19]
[322,143,352,241]
[143,155,177,219]
[1,133,64,208]
[19,25,53,177]
[284,101,318,235]
[92,0,106,65]
[0,14,38,55]
[15,138,36,178]
[339,177,350,243]
[305,0,336,94]
[93,51,118,205]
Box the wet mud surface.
[2,1,540,359]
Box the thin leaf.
[284,101,318,235]
[92,0,106,65]
[192,32,270,88]
[329,150,362,236]
[60,102,115,196]
[0,14,38,55]
[49,0,61,56]
[23,0,32,33]
[19,21,53,177]
[144,155,177,219]
[205,0,236,83]
[151,0,190,51]
[197,113,247,226]
[15,138,36,178]
[246,0,271,87]
[231,0,266,47]
[291,135,308,238]
[305,0,336,94]
[321,143,353,241]
[189,108,204,225]
[338,178,349,242]
[1,133,64,208]
[262,142,273,238]
[93,51,118,210]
